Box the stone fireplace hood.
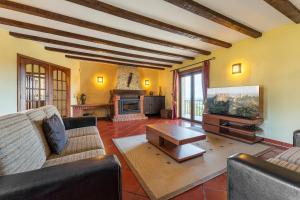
[112,89,146,96]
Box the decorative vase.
[76,95,80,105]
[80,93,87,105]
[159,86,162,96]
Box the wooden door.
[18,54,70,116]
[18,56,49,111]
[51,67,70,117]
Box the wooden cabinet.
[202,113,264,144]
[144,96,165,115]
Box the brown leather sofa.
[0,105,121,200]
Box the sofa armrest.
[63,116,97,130]
[227,153,300,200]
[0,155,121,200]
[293,130,300,147]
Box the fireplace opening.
[119,98,140,114]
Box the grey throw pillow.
[43,114,67,154]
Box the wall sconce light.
[232,63,242,74]
[97,76,103,84]
[145,80,150,86]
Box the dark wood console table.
[71,104,113,118]
[202,113,263,144]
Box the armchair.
[227,130,300,200]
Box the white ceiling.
[0,0,298,68]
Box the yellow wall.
[0,29,80,115]
[160,23,300,144]
[79,61,160,117]
[1,21,299,143]
[158,70,173,109]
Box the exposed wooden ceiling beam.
[164,0,262,38]
[10,32,182,64]
[0,0,211,54]
[264,0,300,23]
[0,17,193,60]
[45,47,172,68]
[65,55,165,70]
[66,0,231,48]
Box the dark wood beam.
[0,17,193,60]
[65,55,165,70]
[0,0,211,54]
[45,47,172,68]
[66,0,231,48]
[164,0,262,38]
[9,32,182,64]
[264,0,300,23]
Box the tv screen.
[207,86,260,119]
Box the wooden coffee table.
[146,124,206,162]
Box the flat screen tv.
[207,86,260,119]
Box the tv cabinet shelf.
[219,124,263,136]
[202,114,263,144]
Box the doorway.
[17,54,71,117]
[180,69,204,122]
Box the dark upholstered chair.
[227,130,300,200]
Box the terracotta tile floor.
[97,118,286,200]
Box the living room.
[0,0,300,200]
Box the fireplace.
[111,89,148,122]
[119,98,140,114]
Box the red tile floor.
[97,118,286,200]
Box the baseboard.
[261,138,292,149]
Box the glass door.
[52,68,70,117]
[193,73,204,122]
[180,75,191,120]
[18,56,50,111]
[25,63,48,109]
[180,71,204,122]
[18,55,70,116]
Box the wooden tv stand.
[202,114,263,144]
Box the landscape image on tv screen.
[207,86,260,119]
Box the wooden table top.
[146,124,206,145]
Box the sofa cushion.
[267,158,300,173]
[0,113,46,175]
[66,126,99,138]
[47,134,105,159]
[274,147,300,165]
[43,114,68,154]
[22,108,51,157]
[43,105,65,129]
[43,149,105,167]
